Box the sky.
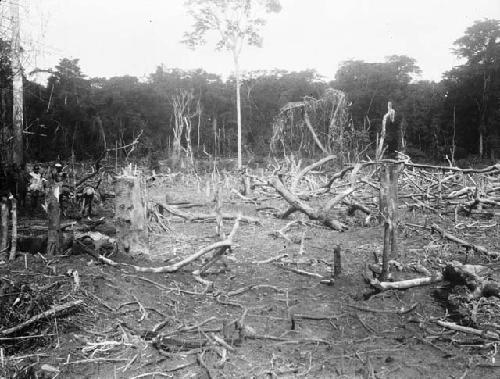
[17,0,500,84]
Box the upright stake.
[47,185,61,256]
[1,199,8,253]
[333,245,342,277]
[379,101,399,281]
[9,197,17,260]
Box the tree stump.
[380,163,399,280]
[115,171,149,257]
[47,185,61,256]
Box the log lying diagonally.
[268,176,348,231]
[78,216,241,274]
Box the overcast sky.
[20,0,500,83]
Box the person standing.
[29,164,45,211]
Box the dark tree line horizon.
[0,18,499,166]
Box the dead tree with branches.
[271,88,367,163]
[171,90,201,168]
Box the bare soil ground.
[1,169,500,379]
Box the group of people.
[1,162,70,213]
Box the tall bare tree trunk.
[213,117,217,156]
[234,54,242,169]
[10,0,23,166]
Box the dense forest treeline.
[0,19,499,165]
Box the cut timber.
[115,171,149,257]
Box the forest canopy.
[1,18,499,164]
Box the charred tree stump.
[47,185,61,256]
[115,170,149,257]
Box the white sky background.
[19,0,500,83]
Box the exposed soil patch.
[1,168,500,379]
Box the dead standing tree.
[271,89,356,161]
[171,90,201,168]
[378,101,402,280]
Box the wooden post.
[47,185,61,256]
[1,199,8,253]
[333,245,342,277]
[379,101,400,281]
[115,168,149,257]
[8,197,17,260]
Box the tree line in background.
[0,18,499,167]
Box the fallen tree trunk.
[0,300,83,336]
[436,320,499,340]
[157,202,260,225]
[291,154,336,193]
[372,273,444,290]
[269,177,347,231]
[431,223,499,257]
[79,217,241,274]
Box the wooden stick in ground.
[333,245,342,277]
[430,223,499,257]
[268,177,347,231]
[0,300,83,336]
[47,185,61,256]
[1,199,8,253]
[8,197,16,261]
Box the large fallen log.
[268,177,347,231]
[371,273,444,290]
[291,154,336,193]
[157,202,260,225]
[431,223,499,258]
